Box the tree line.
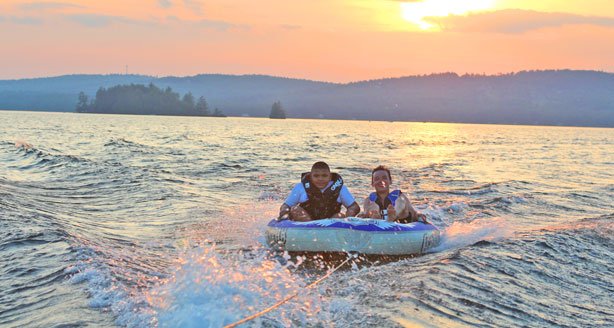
[76,83,225,117]
[5,70,610,126]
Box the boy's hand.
[278,204,290,220]
[367,209,380,219]
[386,204,396,221]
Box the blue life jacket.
[299,172,343,220]
[369,190,413,223]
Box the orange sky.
[1,0,613,82]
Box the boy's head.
[310,161,331,189]
[371,165,392,193]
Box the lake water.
[1,110,613,327]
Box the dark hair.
[372,165,392,182]
[311,161,330,171]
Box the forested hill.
[1,70,613,127]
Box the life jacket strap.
[369,190,401,207]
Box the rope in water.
[223,254,356,328]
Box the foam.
[67,201,360,328]
[432,216,517,252]
[139,241,363,328]
[257,192,284,200]
[418,201,469,224]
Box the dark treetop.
[269,101,286,119]
[76,83,225,117]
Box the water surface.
[1,110,612,327]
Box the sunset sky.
[1,0,614,82]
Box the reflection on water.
[1,110,612,327]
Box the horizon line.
[2,68,614,84]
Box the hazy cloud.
[280,24,301,30]
[0,15,44,25]
[424,9,614,33]
[157,0,173,8]
[182,0,203,15]
[166,15,180,22]
[200,18,250,31]
[19,2,83,11]
[63,14,150,28]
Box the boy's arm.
[400,192,424,222]
[338,185,360,217]
[279,183,302,219]
[345,202,360,217]
[278,203,291,220]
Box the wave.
[103,137,140,148]
[0,215,80,327]
[102,137,186,157]
[0,232,50,252]
[103,137,159,155]
[3,139,88,167]
[430,183,499,196]
[374,213,614,327]
[534,213,614,239]
[257,192,284,201]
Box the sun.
[401,0,494,30]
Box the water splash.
[65,201,361,327]
[14,139,33,150]
[432,216,516,252]
[143,243,323,327]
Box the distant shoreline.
[2,70,613,127]
[2,109,612,129]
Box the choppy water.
[1,110,613,328]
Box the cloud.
[160,16,250,31]
[424,9,614,33]
[63,14,151,28]
[0,15,44,25]
[200,18,250,31]
[182,0,203,15]
[157,0,173,8]
[19,2,83,11]
[280,24,301,30]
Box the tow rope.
[223,253,356,328]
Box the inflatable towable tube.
[266,217,440,255]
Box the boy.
[279,161,360,221]
[363,165,426,223]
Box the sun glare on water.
[401,0,494,30]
